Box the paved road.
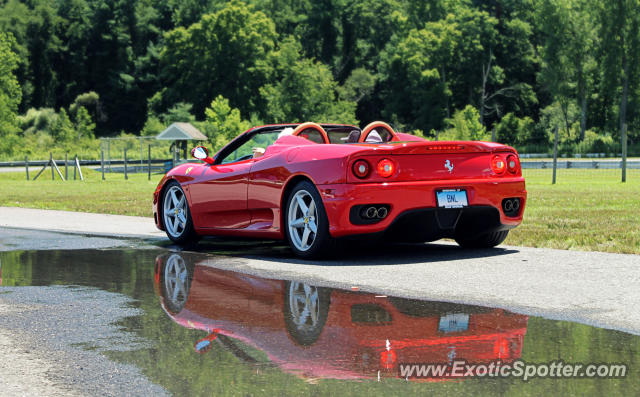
[1,207,639,336]
[0,286,168,397]
[193,239,640,336]
[0,206,164,239]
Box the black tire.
[284,180,338,258]
[159,253,195,314]
[283,281,331,346]
[161,180,198,245]
[455,230,509,249]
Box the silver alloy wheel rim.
[287,190,318,252]
[288,282,320,331]
[163,185,188,238]
[164,253,189,310]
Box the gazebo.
[156,122,208,162]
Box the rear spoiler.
[349,140,517,156]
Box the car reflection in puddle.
[154,252,528,381]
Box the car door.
[188,159,252,229]
[189,129,284,230]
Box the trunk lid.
[348,141,519,182]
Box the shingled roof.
[156,122,207,141]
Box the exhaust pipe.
[354,204,390,223]
[365,206,378,219]
[504,199,514,212]
[502,198,521,216]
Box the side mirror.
[191,146,208,159]
[191,146,214,165]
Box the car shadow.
[170,237,519,266]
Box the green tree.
[260,38,357,124]
[494,112,535,146]
[298,0,339,67]
[160,1,277,117]
[540,100,581,143]
[16,107,58,136]
[74,106,95,139]
[378,21,453,131]
[337,68,376,104]
[250,0,310,37]
[0,31,22,140]
[55,0,92,109]
[481,16,538,125]
[161,102,195,125]
[167,0,218,27]
[0,0,62,111]
[27,1,62,109]
[440,105,490,141]
[200,95,251,149]
[51,108,75,142]
[338,0,402,80]
[140,116,165,137]
[0,0,631,153]
[0,0,31,112]
[598,0,640,143]
[69,91,105,123]
[84,0,139,134]
[537,0,598,141]
[139,100,194,138]
[380,4,534,132]
[405,0,447,27]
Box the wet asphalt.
[0,227,151,252]
[0,228,639,396]
[152,236,640,336]
[0,286,169,397]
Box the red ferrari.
[153,121,526,257]
[154,252,528,381]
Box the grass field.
[510,169,640,253]
[0,169,162,217]
[2,168,639,254]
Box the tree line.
[0,0,639,160]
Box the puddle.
[0,249,638,396]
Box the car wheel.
[160,253,194,314]
[455,230,509,249]
[283,281,330,346]
[284,180,337,258]
[162,181,198,244]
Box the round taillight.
[507,154,518,173]
[352,159,370,178]
[376,158,395,178]
[491,155,506,174]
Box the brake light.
[380,349,397,370]
[494,338,510,359]
[491,155,506,174]
[426,145,465,151]
[507,154,519,174]
[376,159,395,178]
[352,159,370,179]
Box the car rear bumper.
[318,177,526,239]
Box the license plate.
[438,313,470,333]
[436,189,468,208]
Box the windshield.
[220,131,281,164]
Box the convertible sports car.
[155,253,528,381]
[153,121,526,257]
